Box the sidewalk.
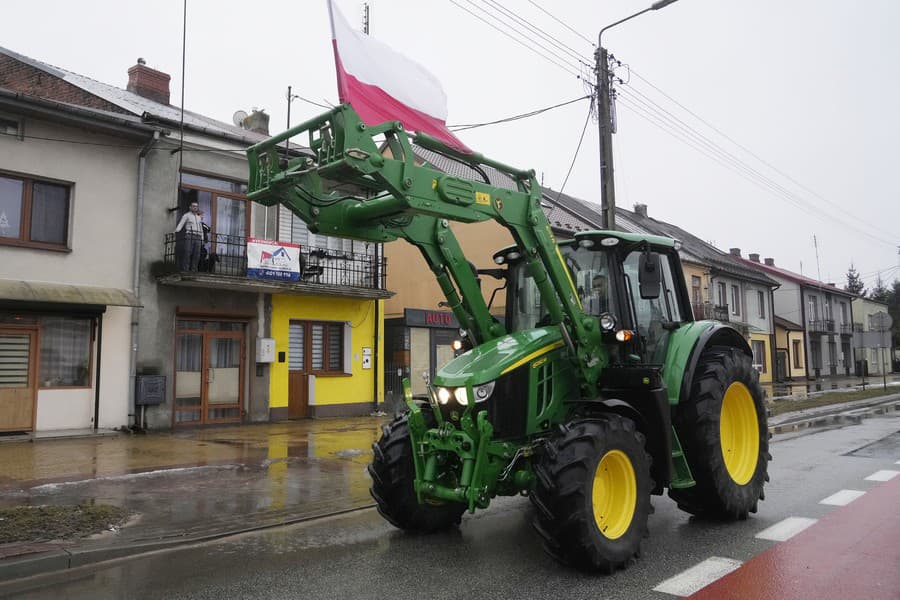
[1,391,898,583]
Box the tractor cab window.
[622,249,682,363]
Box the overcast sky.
[4,0,899,289]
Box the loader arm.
[247,104,606,394]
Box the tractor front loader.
[246,104,769,573]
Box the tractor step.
[669,426,696,489]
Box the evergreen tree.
[845,263,865,295]
[870,275,889,302]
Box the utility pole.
[363,2,370,34]
[595,0,679,231]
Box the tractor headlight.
[454,387,469,406]
[473,381,496,403]
[436,387,452,405]
[599,312,617,332]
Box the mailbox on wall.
[256,338,276,363]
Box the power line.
[627,66,898,243]
[616,86,896,247]
[0,130,248,153]
[446,0,583,78]
[448,95,590,131]
[556,99,594,200]
[481,0,593,67]
[524,0,595,46]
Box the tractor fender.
[664,321,752,407]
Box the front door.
[0,329,37,432]
[775,350,787,382]
[174,320,244,425]
[287,321,309,419]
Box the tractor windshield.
[508,246,616,331]
[621,248,684,363]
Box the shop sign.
[404,308,460,329]
[247,238,301,281]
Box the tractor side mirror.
[638,252,662,299]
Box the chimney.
[729,248,741,257]
[764,258,775,266]
[127,58,170,104]
[827,282,836,287]
[633,203,648,218]
[749,253,760,263]
[243,108,269,135]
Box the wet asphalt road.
[2,415,898,600]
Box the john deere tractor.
[247,104,769,573]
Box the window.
[792,339,802,369]
[751,339,766,373]
[39,317,92,387]
[731,285,741,316]
[757,290,765,319]
[808,295,818,321]
[691,276,702,305]
[288,320,347,374]
[0,174,71,248]
[0,116,22,140]
[716,282,727,308]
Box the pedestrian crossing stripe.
[864,470,898,482]
[819,489,865,506]
[755,516,817,541]
[652,556,743,597]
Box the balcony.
[692,302,730,322]
[808,319,835,334]
[156,233,392,299]
[839,323,853,336]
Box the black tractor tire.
[669,345,770,519]
[531,415,653,573]
[368,411,466,533]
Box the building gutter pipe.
[128,130,160,430]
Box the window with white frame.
[757,290,765,318]
[751,339,766,373]
[731,284,741,316]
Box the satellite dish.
[232,110,249,127]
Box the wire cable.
[447,0,583,78]
[525,0,595,46]
[556,99,594,201]
[448,95,590,131]
[627,66,897,243]
[480,0,593,67]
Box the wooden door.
[0,329,37,433]
[287,321,309,419]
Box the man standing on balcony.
[175,201,204,271]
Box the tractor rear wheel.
[531,415,653,573]
[368,411,465,533]
[669,345,769,519]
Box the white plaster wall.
[97,307,131,429]
[35,388,93,430]
[772,278,800,323]
[0,118,138,289]
[744,282,773,334]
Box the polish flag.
[327,0,470,153]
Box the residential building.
[851,296,892,376]
[1,46,390,430]
[0,55,157,433]
[741,255,855,378]
[773,316,807,381]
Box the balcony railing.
[839,323,853,335]
[692,302,730,322]
[808,319,835,334]
[163,232,387,290]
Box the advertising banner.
[247,238,301,281]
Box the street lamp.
[596,0,679,230]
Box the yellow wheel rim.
[720,382,760,485]
[592,449,637,539]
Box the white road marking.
[653,557,743,597]
[865,470,899,482]
[820,489,866,506]
[755,516,817,541]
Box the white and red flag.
[327,0,470,153]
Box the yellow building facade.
[269,295,383,418]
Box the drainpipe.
[93,315,104,430]
[128,131,161,430]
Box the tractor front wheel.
[669,345,769,519]
[368,411,465,533]
[531,415,653,573]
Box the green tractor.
[247,105,769,573]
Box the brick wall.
[0,54,130,115]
